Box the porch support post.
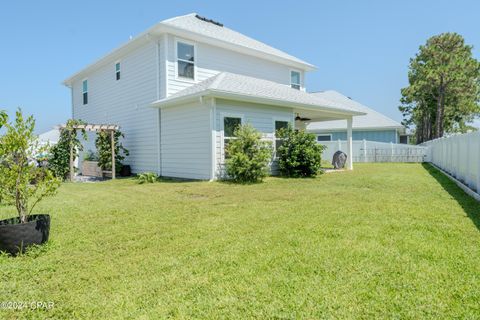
[346,116,353,170]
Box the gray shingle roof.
[154,72,364,115]
[64,13,315,86]
[163,13,314,69]
[307,90,404,130]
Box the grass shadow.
[422,163,480,232]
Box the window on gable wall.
[291,71,301,90]
[177,42,195,79]
[115,62,121,80]
[82,79,88,105]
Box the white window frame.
[82,78,88,105]
[273,117,291,156]
[115,60,121,81]
[290,70,301,90]
[220,113,244,161]
[175,38,197,82]
[316,134,332,142]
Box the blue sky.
[1,0,479,133]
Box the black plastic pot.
[0,214,50,255]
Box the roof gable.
[162,13,314,68]
[63,13,315,86]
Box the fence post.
[337,139,341,152]
[363,139,367,162]
[477,133,480,193]
[390,142,394,162]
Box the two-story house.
[63,13,364,180]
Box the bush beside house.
[277,127,325,177]
[225,124,272,183]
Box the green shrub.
[95,130,129,174]
[225,124,272,183]
[0,109,61,223]
[0,110,7,128]
[48,119,87,180]
[277,127,325,177]
[137,172,158,184]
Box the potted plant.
[0,110,61,255]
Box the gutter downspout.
[156,40,162,176]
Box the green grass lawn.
[1,163,479,319]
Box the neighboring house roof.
[307,90,405,132]
[63,13,315,86]
[38,128,60,145]
[151,72,365,117]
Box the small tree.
[0,110,7,128]
[48,119,87,180]
[225,124,272,183]
[0,109,61,223]
[95,130,129,174]
[277,127,325,177]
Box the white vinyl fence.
[422,132,480,194]
[319,140,427,163]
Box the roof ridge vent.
[195,14,223,27]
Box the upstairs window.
[82,79,88,105]
[291,71,301,90]
[223,117,242,159]
[115,62,121,80]
[275,120,289,151]
[177,42,195,79]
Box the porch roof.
[151,72,366,120]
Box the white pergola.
[60,123,120,181]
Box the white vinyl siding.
[72,41,162,174]
[214,99,293,178]
[166,34,303,96]
[161,102,212,180]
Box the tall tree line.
[399,33,480,144]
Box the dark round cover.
[332,151,348,169]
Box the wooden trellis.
[60,123,120,181]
